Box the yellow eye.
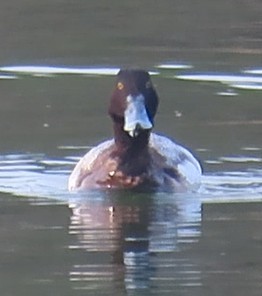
[145,81,152,88]
[117,82,124,90]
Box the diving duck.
[68,69,202,192]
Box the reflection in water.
[175,72,262,91]
[0,151,261,199]
[4,63,262,92]
[0,153,70,199]
[68,192,202,292]
[0,151,261,294]
[156,63,193,70]
[175,73,262,84]
[172,64,262,92]
[0,65,159,78]
[216,89,238,97]
[0,90,261,293]
[0,65,121,76]
[244,69,262,75]
[0,0,261,291]
[4,64,262,92]
[0,74,17,79]
[1,151,262,202]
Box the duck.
[68,69,202,192]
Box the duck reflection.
[68,191,201,292]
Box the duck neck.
[112,122,151,175]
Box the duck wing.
[149,133,202,188]
[68,139,114,191]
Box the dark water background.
[0,1,262,295]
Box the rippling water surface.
[1,1,262,295]
[1,64,262,296]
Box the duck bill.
[124,94,153,137]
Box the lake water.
[0,1,262,295]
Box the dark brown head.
[109,69,159,139]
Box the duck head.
[109,69,159,146]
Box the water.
[0,1,262,295]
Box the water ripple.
[0,151,261,293]
[0,65,120,77]
[0,65,159,78]
[0,152,261,200]
[175,72,262,91]
[0,153,70,199]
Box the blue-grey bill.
[124,94,153,137]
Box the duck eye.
[145,81,152,89]
[117,82,124,90]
